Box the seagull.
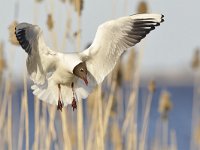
[15,13,164,111]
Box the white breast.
[52,53,81,85]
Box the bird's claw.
[71,97,77,111]
[71,82,77,111]
[57,100,64,111]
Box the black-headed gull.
[15,13,164,111]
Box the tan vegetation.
[8,21,19,46]
[47,14,54,30]
[137,1,148,14]
[0,1,197,150]
[158,90,172,120]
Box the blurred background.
[0,0,200,150]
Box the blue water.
[12,85,193,150]
[137,86,193,150]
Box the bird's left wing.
[81,14,164,84]
[15,23,57,85]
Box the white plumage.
[15,14,164,108]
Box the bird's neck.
[37,34,47,48]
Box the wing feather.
[15,23,57,85]
[16,14,164,107]
[81,13,164,83]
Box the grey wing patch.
[15,23,35,55]
[125,15,164,46]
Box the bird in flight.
[15,13,164,111]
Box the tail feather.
[31,74,97,107]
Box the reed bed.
[0,0,197,150]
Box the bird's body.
[50,53,81,84]
[15,13,164,110]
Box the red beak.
[83,78,88,86]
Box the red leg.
[57,84,64,111]
[72,97,77,111]
[71,82,77,111]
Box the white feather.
[81,13,164,83]
[16,13,164,107]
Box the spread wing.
[15,23,96,107]
[15,23,58,85]
[81,14,164,84]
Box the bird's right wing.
[81,14,164,84]
[15,23,58,85]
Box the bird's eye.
[80,68,84,72]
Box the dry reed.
[32,97,40,150]
[158,90,172,120]
[103,65,118,137]
[191,48,200,70]
[194,123,200,150]
[111,122,122,150]
[73,0,84,16]
[0,1,184,150]
[190,48,200,150]
[47,13,54,30]
[139,80,155,150]
[137,1,148,13]
[86,90,99,150]
[0,42,6,84]
[8,21,19,45]
[170,130,177,150]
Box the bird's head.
[73,62,88,85]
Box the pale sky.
[1,0,200,79]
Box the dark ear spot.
[73,62,87,76]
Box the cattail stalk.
[40,115,48,149]
[103,67,118,136]
[7,81,12,150]
[111,122,122,150]
[122,91,137,134]
[190,70,200,150]
[76,13,84,150]
[158,90,172,150]
[45,106,57,150]
[23,73,29,150]
[139,91,154,150]
[97,86,104,150]
[33,97,40,150]
[170,130,177,150]
[153,119,162,150]
[60,109,72,150]
[0,79,9,131]
[86,93,98,150]
[132,43,145,150]
[162,119,168,150]
[122,43,144,150]
[127,119,135,150]
[18,95,25,150]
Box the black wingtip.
[14,27,17,35]
[15,25,32,55]
[161,14,164,22]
